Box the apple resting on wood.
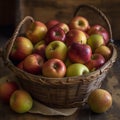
[88,89,112,113]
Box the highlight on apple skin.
[87,89,112,113]
[68,42,92,64]
[66,63,89,77]
[45,40,68,61]
[0,81,19,103]
[10,37,33,63]
[26,21,48,44]
[42,58,66,78]
[10,90,33,113]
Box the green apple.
[88,89,112,113]
[95,45,111,61]
[45,41,67,61]
[10,90,33,113]
[87,34,105,52]
[66,63,89,77]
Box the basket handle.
[5,16,34,62]
[73,4,113,41]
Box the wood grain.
[15,0,120,40]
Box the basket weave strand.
[2,4,117,108]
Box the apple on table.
[0,81,19,103]
[88,89,112,113]
[10,90,33,113]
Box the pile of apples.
[9,16,112,78]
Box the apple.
[65,29,87,46]
[45,40,67,61]
[87,24,109,45]
[23,53,44,75]
[10,37,33,62]
[85,53,105,71]
[10,90,33,113]
[54,22,69,33]
[68,42,92,64]
[17,61,24,70]
[87,34,105,52]
[45,19,60,29]
[45,26,66,44]
[95,45,111,61]
[66,63,89,77]
[26,21,47,44]
[0,81,19,103]
[88,89,112,113]
[69,16,90,31]
[42,58,66,78]
[33,40,46,58]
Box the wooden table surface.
[0,37,120,120]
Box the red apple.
[10,90,33,113]
[45,19,60,29]
[88,89,112,113]
[45,40,67,61]
[54,22,69,33]
[23,53,44,75]
[0,81,19,103]
[26,21,47,44]
[33,40,46,59]
[10,37,33,63]
[95,45,111,61]
[65,29,87,46]
[87,25,109,45]
[42,58,66,78]
[85,53,105,71]
[69,16,90,31]
[68,42,92,64]
[45,26,66,44]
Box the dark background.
[0,0,120,41]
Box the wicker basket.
[1,4,117,108]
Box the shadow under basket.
[1,4,117,108]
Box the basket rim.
[2,42,117,85]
